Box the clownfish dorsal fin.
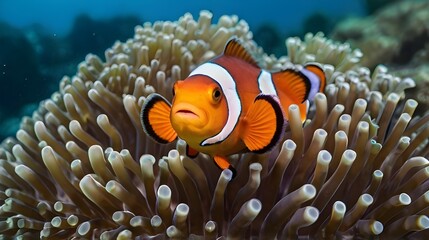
[141,93,177,144]
[223,38,259,68]
[242,94,285,153]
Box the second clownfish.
[141,38,326,177]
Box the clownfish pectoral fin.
[141,93,177,144]
[242,94,285,153]
[186,145,199,158]
[223,38,259,68]
[213,156,237,179]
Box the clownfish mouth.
[171,103,207,129]
[176,109,198,118]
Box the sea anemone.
[0,11,428,239]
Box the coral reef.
[0,11,429,239]
[332,0,429,113]
[332,0,429,68]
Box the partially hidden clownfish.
[141,38,326,177]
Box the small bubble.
[92,32,96,36]
[53,33,57,37]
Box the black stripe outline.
[282,69,312,103]
[140,93,174,144]
[304,63,326,92]
[252,94,286,154]
[256,70,279,96]
[197,62,243,147]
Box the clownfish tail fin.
[304,63,326,97]
[272,69,311,104]
[272,63,326,104]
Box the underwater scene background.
[0,0,368,140]
[1,0,429,239]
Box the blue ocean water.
[0,0,365,36]
[0,0,366,141]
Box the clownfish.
[141,38,325,177]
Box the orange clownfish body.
[141,39,326,177]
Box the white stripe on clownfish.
[188,62,241,146]
[257,70,278,96]
[189,63,281,147]
[140,38,327,177]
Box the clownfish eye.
[212,88,222,102]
